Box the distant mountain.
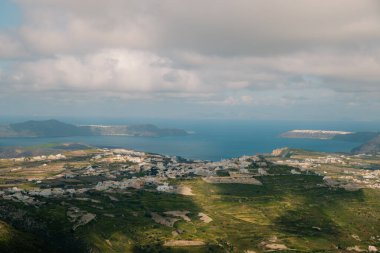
[0,120,189,138]
[82,124,188,137]
[352,135,380,154]
[0,120,91,137]
[9,120,92,137]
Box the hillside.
[0,147,379,252]
[352,135,380,154]
[0,143,93,158]
[0,220,55,253]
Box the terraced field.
[0,146,380,253]
[1,174,380,252]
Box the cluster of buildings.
[0,148,264,206]
[10,153,67,162]
[3,147,378,207]
[273,153,380,190]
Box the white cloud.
[7,49,200,95]
[0,33,27,58]
[219,95,253,106]
[1,0,379,119]
[9,0,378,56]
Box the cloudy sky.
[1,0,380,120]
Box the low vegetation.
[0,146,379,252]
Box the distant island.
[280,130,353,140]
[281,129,378,142]
[281,129,380,154]
[0,119,189,138]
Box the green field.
[1,169,380,253]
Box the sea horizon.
[1,118,377,161]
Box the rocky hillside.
[352,135,380,154]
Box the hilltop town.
[0,148,265,208]
[0,145,380,252]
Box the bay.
[0,119,377,161]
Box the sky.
[0,0,380,121]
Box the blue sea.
[0,119,378,161]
